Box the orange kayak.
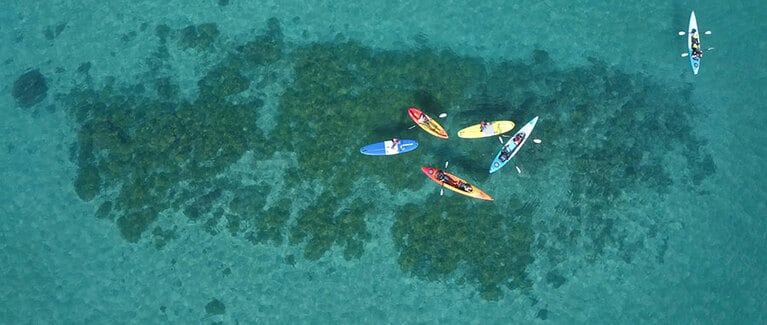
[421,166,493,201]
[408,108,448,139]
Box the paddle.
[440,161,449,196]
[678,30,712,36]
[681,47,715,57]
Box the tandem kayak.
[688,11,702,75]
[360,139,419,156]
[408,107,448,139]
[421,166,493,201]
[489,116,539,173]
[457,120,516,139]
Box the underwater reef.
[52,18,714,300]
[393,199,537,300]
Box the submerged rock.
[178,23,219,49]
[537,308,549,320]
[12,69,48,108]
[205,298,226,315]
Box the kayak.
[457,120,516,139]
[688,11,701,75]
[360,139,419,156]
[408,107,448,139]
[489,116,539,173]
[421,166,493,201]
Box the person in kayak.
[513,132,526,145]
[390,138,401,149]
[498,147,512,162]
[435,170,455,186]
[692,44,703,59]
[417,113,430,124]
[480,120,489,132]
[436,169,448,182]
[457,182,473,192]
[690,29,703,59]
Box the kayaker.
[692,43,703,59]
[691,29,699,42]
[436,170,451,184]
[417,113,430,124]
[691,43,702,59]
[480,120,489,132]
[693,48,703,59]
[390,138,401,148]
[458,182,473,192]
[498,148,512,162]
[513,133,525,144]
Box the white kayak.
[687,11,702,75]
[489,116,539,173]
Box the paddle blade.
[438,113,447,118]
[678,31,686,36]
[445,161,449,168]
[498,136,503,144]
[705,31,712,35]
[681,53,689,57]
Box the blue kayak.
[489,116,539,173]
[360,139,419,156]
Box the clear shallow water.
[1,0,765,323]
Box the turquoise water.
[2,0,765,323]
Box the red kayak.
[408,108,448,139]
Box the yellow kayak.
[408,107,448,139]
[421,166,493,201]
[457,120,515,139]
